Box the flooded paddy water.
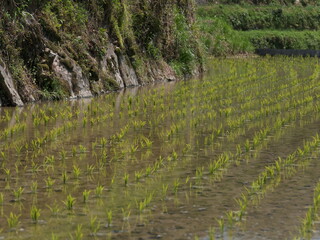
[0,57,320,239]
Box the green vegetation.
[242,30,320,49]
[0,0,202,105]
[197,3,320,56]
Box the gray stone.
[48,49,92,98]
[0,58,24,106]
[118,54,140,87]
[102,43,125,88]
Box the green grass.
[197,5,320,31]
[241,30,320,49]
[197,4,320,55]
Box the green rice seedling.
[226,211,235,226]
[173,179,180,194]
[196,166,204,180]
[216,218,224,234]
[64,194,76,211]
[162,184,168,199]
[145,166,153,177]
[51,233,58,240]
[31,181,38,193]
[45,155,55,165]
[86,164,95,175]
[130,145,138,155]
[138,200,146,213]
[78,145,86,154]
[95,185,104,198]
[185,176,190,184]
[13,187,24,201]
[14,144,23,155]
[82,118,87,128]
[45,177,55,189]
[100,137,107,148]
[31,161,40,174]
[73,165,81,179]
[47,201,60,216]
[72,146,77,157]
[90,216,100,235]
[275,158,281,172]
[107,210,112,227]
[209,161,218,175]
[30,205,41,223]
[172,151,178,161]
[135,171,142,182]
[82,190,90,203]
[4,168,11,181]
[0,193,3,205]
[122,206,131,221]
[60,150,67,161]
[208,226,215,240]
[124,173,129,186]
[73,224,83,240]
[62,171,68,184]
[7,212,20,228]
[143,137,153,148]
[244,139,250,152]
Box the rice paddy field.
[0,56,320,239]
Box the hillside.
[197,0,320,56]
[0,0,203,106]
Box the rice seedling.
[73,165,81,179]
[47,201,61,216]
[45,177,55,189]
[31,181,38,193]
[122,206,131,221]
[0,193,3,205]
[30,206,41,223]
[51,233,58,240]
[73,224,83,240]
[173,179,180,194]
[64,194,76,211]
[95,185,104,198]
[62,171,68,184]
[135,171,143,182]
[89,216,100,235]
[60,150,67,161]
[6,212,20,228]
[196,166,204,180]
[208,226,215,240]
[124,173,129,187]
[216,218,224,234]
[3,168,11,181]
[13,187,24,201]
[86,164,95,175]
[82,190,90,203]
[107,210,112,227]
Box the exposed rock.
[102,43,125,88]
[102,43,140,88]
[47,48,92,98]
[118,54,140,87]
[0,58,24,106]
[146,60,176,83]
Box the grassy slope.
[197,3,320,56]
[0,0,202,103]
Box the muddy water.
[0,57,320,240]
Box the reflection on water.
[0,57,320,239]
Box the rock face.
[0,59,24,107]
[47,49,93,98]
[0,0,202,106]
